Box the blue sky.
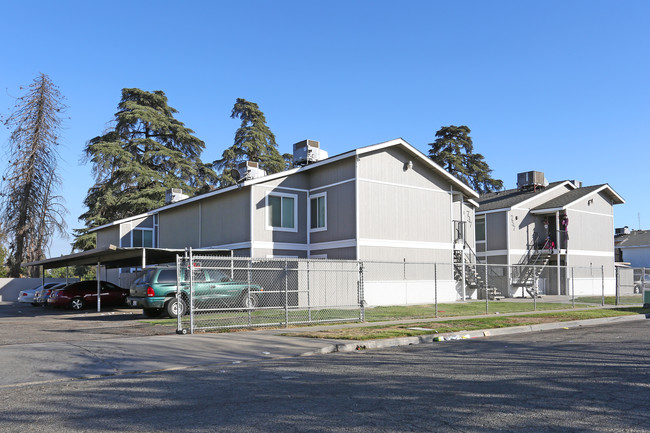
[1,1,648,257]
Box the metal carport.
[24,245,231,312]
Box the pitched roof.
[616,230,650,248]
[89,138,479,233]
[531,184,625,212]
[476,181,569,212]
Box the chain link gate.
[176,249,365,334]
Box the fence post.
[533,265,537,312]
[284,259,289,328]
[359,261,365,322]
[601,265,605,307]
[434,263,438,319]
[307,260,312,322]
[615,266,619,306]
[247,258,252,326]
[484,263,489,315]
[189,247,194,334]
[571,267,575,308]
[176,253,183,334]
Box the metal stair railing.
[513,238,553,297]
[453,241,503,299]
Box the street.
[1,319,648,432]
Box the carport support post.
[96,262,101,312]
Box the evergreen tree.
[214,98,285,187]
[73,88,216,251]
[428,125,503,194]
[0,74,67,277]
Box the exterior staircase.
[512,239,553,298]
[453,246,503,300]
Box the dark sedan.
[48,280,129,310]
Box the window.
[310,192,327,231]
[266,192,297,231]
[475,216,486,242]
[133,229,154,247]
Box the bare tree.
[1,74,67,277]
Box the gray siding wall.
[96,226,120,249]
[159,202,201,248]
[309,181,356,244]
[310,247,356,260]
[509,208,542,253]
[200,188,250,247]
[357,147,454,245]
[308,158,355,190]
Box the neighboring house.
[615,228,650,268]
[475,172,624,297]
[90,138,480,304]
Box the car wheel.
[70,297,85,311]
[143,308,163,318]
[241,292,258,310]
[166,298,186,318]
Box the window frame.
[309,191,327,232]
[475,215,486,243]
[132,228,155,248]
[265,191,298,232]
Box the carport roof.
[24,245,231,270]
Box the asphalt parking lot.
[0,317,648,432]
[0,302,173,346]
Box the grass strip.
[283,307,650,341]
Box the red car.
[48,280,129,310]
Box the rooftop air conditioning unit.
[231,161,266,183]
[615,227,630,236]
[165,188,189,204]
[517,171,546,191]
[292,140,328,166]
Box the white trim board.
[359,239,453,250]
[357,178,451,195]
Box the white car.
[17,283,61,306]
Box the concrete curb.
[299,313,649,356]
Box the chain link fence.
[177,253,363,333]
[615,267,646,305]
[165,251,641,333]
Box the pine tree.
[214,98,286,187]
[73,88,216,251]
[428,125,503,194]
[0,74,67,277]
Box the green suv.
[128,266,263,318]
